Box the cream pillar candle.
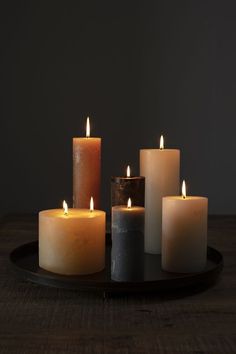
[162,181,208,273]
[39,199,106,275]
[73,117,101,208]
[140,136,180,254]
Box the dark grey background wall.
[1,1,236,216]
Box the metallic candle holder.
[111,166,145,207]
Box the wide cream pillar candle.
[140,136,180,254]
[73,117,101,208]
[39,199,105,275]
[162,181,208,273]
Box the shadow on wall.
[1,1,236,216]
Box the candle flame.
[127,165,131,177]
[127,198,132,209]
[90,196,94,211]
[86,117,90,138]
[63,200,68,215]
[182,180,186,199]
[160,135,164,150]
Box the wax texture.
[39,209,105,275]
[140,149,180,254]
[111,206,145,281]
[111,176,145,207]
[162,197,208,273]
[73,138,101,209]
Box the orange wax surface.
[73,137,101,208]
[39,208,105,275]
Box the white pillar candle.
[140,136,180,254]
[39,199,106,275]
[162,181,208,273]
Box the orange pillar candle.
[39,199,106,275]
[73,117,101,208]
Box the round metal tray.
[9,236,223,294]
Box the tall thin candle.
[140,136,180,254]
[73,117,101,208]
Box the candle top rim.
[112,205,145,211]
[73,137,101,140]
[140,148,180,152]
[111,176,145,181]
[39,208,105,218]
[163,196,207,201]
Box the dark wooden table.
[0,215,235,353]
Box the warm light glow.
[127,198,132,209]
[127,165,131,177]
[86,117,90,137]
[182,180,186,199]
[63,200,68,215]
[160,135,164,150]
[90,196,94,211]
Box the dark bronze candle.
[111,166,145,207]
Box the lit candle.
[162,181,208,273]
[111,198,145,281]
[140,135,180,254]
[111,165,145,207]
[73,117,101,208]
[39,199,106,275]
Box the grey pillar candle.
[111,166,145,207]
[111,201,145,281]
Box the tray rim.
[9,240,223,294]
